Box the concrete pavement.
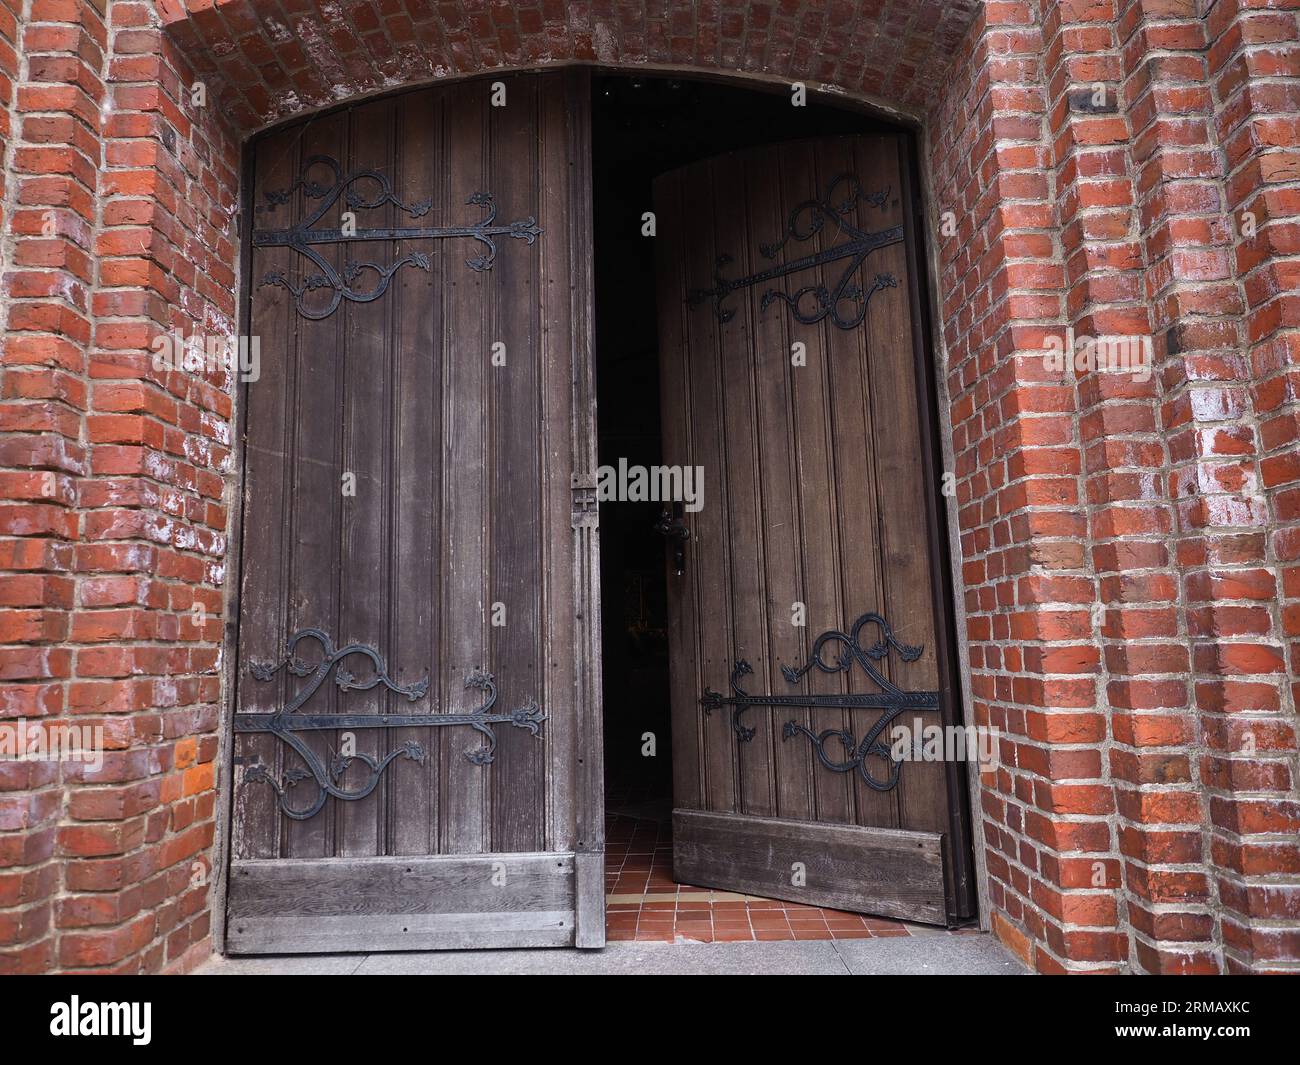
[196,931,1030,975]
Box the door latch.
[654,502,690,576]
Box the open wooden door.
[226,71,603,953]
[653,135,974,925]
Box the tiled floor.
[605,803,953,943]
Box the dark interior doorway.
[591,75,913,941]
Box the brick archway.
[156,1,980,133]
[1,0,1297,975]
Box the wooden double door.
[227,71,971,955]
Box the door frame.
[899,135,979,921]
[584,65,985,928]
[588,66,986,925]
[210,66,984,955]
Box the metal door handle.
[654,503,690,576]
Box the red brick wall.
[0,0,239,973]
[0,0,1295,974]
[1206,0,1300,970]
[930,0,1300,973]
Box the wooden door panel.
[655,135,971,923]
[228,72,601,953]
[226,853,575,953]
[673,810,945,924]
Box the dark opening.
[591,73,897,853]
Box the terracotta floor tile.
[750,917,793,929]
[605,801,923,945]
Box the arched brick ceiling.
[157,0,982,134]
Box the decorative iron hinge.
[252,154,543,320]
[700,611,939,792]
[688,174,901,331]
[236,628,545,820]
[571,472,599,529]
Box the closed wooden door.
[227,71,603,953]
[654,136,974,924]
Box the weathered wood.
[338,100,393,860]
[563,69,606,948]
[233,131,297,864]
[857,135,945,850]
[655,136,969,924]
[572,852,605,948]
[229,71,600,952]
[228,914,576,954]
[440,78,490,857]
[227,853,575,953]
[281,110,346,864]
[827,136,894,833]
[386,82,445,857]
[897,135,978,918]
[673,809,946,924]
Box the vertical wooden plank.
[822,136,896,831]
[711,153,775,820]
[561,69,604,945]
[284,113,348,860]
[689,159,737,817]
[747,144,813,823]
[783,141,853,828]
[859,136,947,839]
[488,75,543,854]
[898,132,978,915]
[233,132,297,861]
[440,79,489,855]
[336,100,395,859]
[542,70,580,860]
[387,89,445,856]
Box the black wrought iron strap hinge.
[688,174,902,331]
[236,628,545,820]
[700,611,939,792]
[252,154,543,320]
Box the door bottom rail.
[235,628,546,820]
[699,612,940,792]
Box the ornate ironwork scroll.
[236,628,546,819]
[699,612,938,792]
[252,154,543,320]
[688,174,902,331]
